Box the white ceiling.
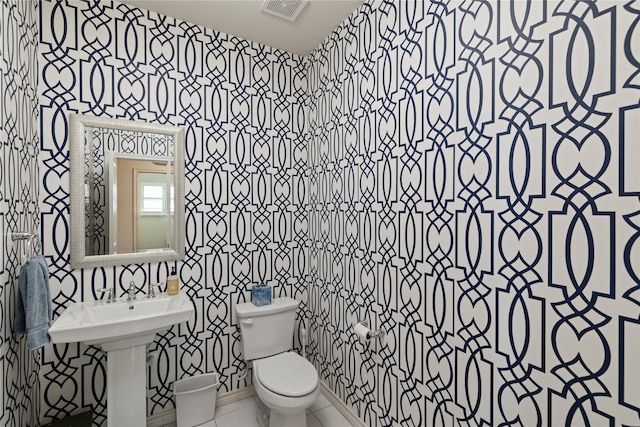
[122,0,366,56]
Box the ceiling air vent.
[261,0,309,22]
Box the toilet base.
[268,409,306,427]
[256,397,270,427]
[256,394,307,427]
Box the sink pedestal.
[99,334,156,427]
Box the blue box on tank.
[251,285,272,307]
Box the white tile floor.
[162,391,354,427]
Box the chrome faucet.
[99,287,116,303]
[127,281,137,301]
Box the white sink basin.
[87,297,171,322]
[49,292,193,346]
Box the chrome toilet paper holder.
[356,320,386,341]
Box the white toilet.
[236,297,320,427]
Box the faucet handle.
[127,281,137,301]
[98,288,115,303]
[147,282,163,298]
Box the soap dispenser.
[167,267,179,295]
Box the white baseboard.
[146,408,175,427]
[146,386,257,427]
[216,385,257,407]
[148,382,365,427]
[319,381,367,427]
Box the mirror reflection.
[116,162,174,253]
[84,127,176,256]
[69,113,185,269]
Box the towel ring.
[12,232,39,262]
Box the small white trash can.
[173,372,220,427]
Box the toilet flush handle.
[241,319,254,326]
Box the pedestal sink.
[49,292,193,426]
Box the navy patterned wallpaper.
[38,0,306,424]
[31,0,640,426]
[0,0,41,425]
[305,0,640,426]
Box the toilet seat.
[254,352,318,397]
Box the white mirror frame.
[69,113,185,269]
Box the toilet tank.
[235,297,299,360]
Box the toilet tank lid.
[236,297,299,318]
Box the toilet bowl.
[253,352,320,427]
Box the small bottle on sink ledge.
[167,267,179,295]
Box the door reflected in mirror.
[111,157,174,254]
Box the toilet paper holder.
[355,320,386,342]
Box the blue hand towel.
[14,255,52,350]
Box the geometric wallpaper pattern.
[0,0,41,426]
[38,0,305,424]
[18,0,640,426]
[305,0,640,426]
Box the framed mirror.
[69,113,185,268]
